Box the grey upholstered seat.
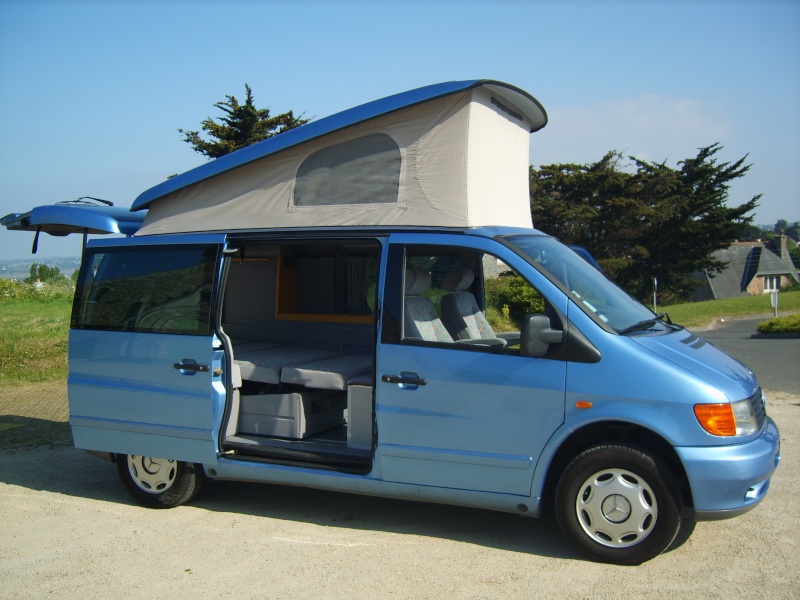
[280,353,373,390]
[441,267,519,346]
[403,268,453,343]
[234,346,341,384]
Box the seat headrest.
[405,267,431,296]
[443,267,475,292]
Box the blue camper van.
[2,80,780,565]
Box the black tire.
[116,454,206,509]
[555,443,684,565]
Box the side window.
[400,247,548,351]
[402,253,461,344]
[72,245,219,335]
[294,133,401,207]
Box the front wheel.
[116,454,206,509]
[555,444,686,565]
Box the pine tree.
[531,144,759,303]
[179,84,308,159]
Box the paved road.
[692,317,800,394]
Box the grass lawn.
[662,289,800,328]
[0,296,72,384]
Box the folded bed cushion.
[233,341,283,354]
[280,354,373,390]
[234,346,341,384]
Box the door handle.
[173,359,210,373]
[381,373,427,386]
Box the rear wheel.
[116,454,206,509]
[555,443,686,565]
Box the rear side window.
[72,245,219,335]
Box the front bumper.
[676,417,780,521]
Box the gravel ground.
[0,385,797,599]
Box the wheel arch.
[540,421,693,511]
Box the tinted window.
[72,245,219,335]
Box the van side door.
[68,234,226,464]
[376,233,568,496]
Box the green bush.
[485,275,545,324]
[757,314,800,334]
[0,278,75,303]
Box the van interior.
[219,238,382,472]
[217,237,530,473]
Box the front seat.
[403,267,453,343]
[441,267,520,346]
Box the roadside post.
[771,290,778,318]
[653,277,658,313]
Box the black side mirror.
[520,313,563,358]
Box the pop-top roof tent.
[132,79,547,236]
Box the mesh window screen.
[294,133,401,207]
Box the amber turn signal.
[693,403,736,436]
[575,401,593,409]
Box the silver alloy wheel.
[126,455,178,494]
[575,467,658,548]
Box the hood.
[632,327,758,402]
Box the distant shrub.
[25,263,71,285]
[485,274,545,324]
[0,278,74,303]
[757,314,800,334]
[757,314,800,333]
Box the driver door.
[376,234,567,496]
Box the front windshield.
[503,235,659,333]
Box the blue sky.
[1,0,798,260]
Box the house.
[692,235,799,301]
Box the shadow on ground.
[0,444,581,561]
[0,415,72,450]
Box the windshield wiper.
[618,312,672,335]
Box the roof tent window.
[294,133,401,207]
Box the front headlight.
[730,398,759,435]
[694,398,759,436]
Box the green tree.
[737,223,765,242]
[784,220,800,242]
[774,218,789,234]
[531,144,759,303]
[179,84,308,159]
[790,245,800,270]
[25,264,67,284]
